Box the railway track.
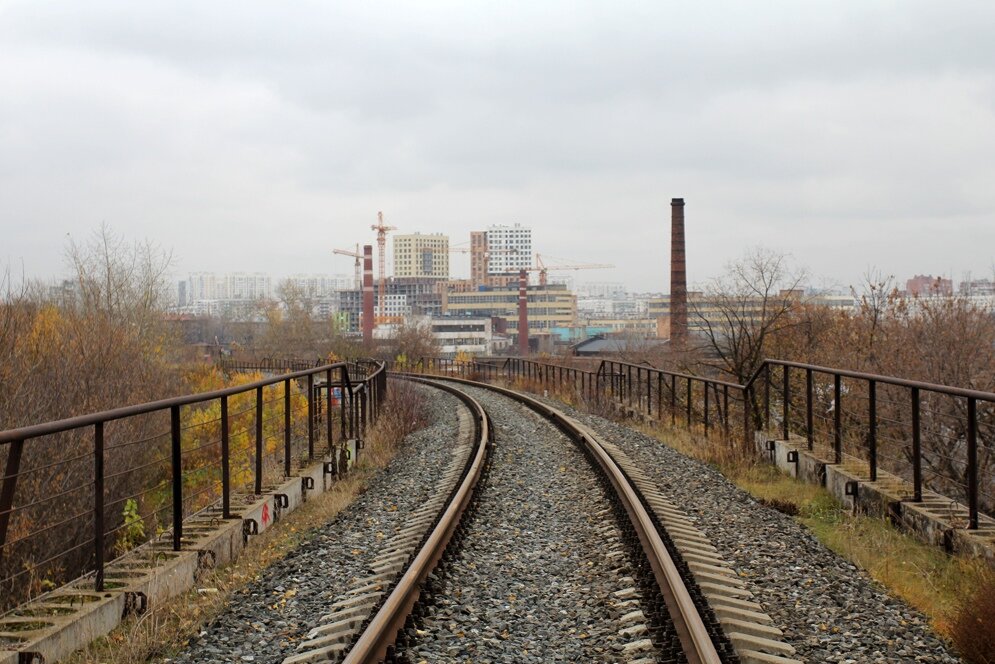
[286,376,798,664]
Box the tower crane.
[371,211,397,321]
[531,253,614,286]
[332,245,362,289]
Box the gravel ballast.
[538,396,963,664]
[170,387,463,664]
[397,385,673,663]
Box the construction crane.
[371,211,397,321]
[332,244,362,289]
[532,253,614,286]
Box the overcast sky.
[2,1,994,292]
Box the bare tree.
[692,247,807,384]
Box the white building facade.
[485,224,532,275]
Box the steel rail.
[411,373,723,664]
[342,375,491,664]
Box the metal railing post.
[868,380,877,482]
[743,387,752,447]
[658,373,663,421]
[782,365,790,441]
[255,387,263,494]
[967,397,979,529]
[686,377,692,428]
[307,373,314,461]
[221,395,231,519]
[911,388,922,502]
[806,368,814,450]
[171,405,183,551]
[646,369,652,417]
[703,382,710,439]
[0,438,23,567]
[671,374,677,426]
[764,364,771,433]
[723,384,730,440]
[833,374,842,464]
[284,378,292,477]
[94,421,105,591]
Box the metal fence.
[0,360,386,610]
[407,356,994,529]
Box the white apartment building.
[485,224,532,275]
[283,274,352,298]
[393,233,449,279]
[186,272,272,301]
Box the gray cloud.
[2,0,994,291]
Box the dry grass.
[949,567,995,664]
[629,421,990,659]
[63,380,428,664]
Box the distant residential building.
[906,274,953,297]
[578,282,627,298]
[282,274,351,298]
[484,224,532,275]
[959,278,995,297]
[185,272,272,301]
[393,233,450,279]
[442,283,576,334]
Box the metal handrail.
[0,359,387,609]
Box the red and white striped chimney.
[362,244,374,346]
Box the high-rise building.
[393,233,449,279]
[484,224,532,275]
[470,231,488,283]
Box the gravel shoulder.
[535,395,962,664]
[169,387,462,664]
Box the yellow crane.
[532,253,614,286]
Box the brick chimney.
[670,198,687,345]
[362,244,374,346]
[518,269,529,355]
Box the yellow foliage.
[27,305,63,357]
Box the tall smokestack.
[517,269,529,355]
[362,244,374,346]
[670,198,687,346]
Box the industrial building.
[443,283,576,334]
